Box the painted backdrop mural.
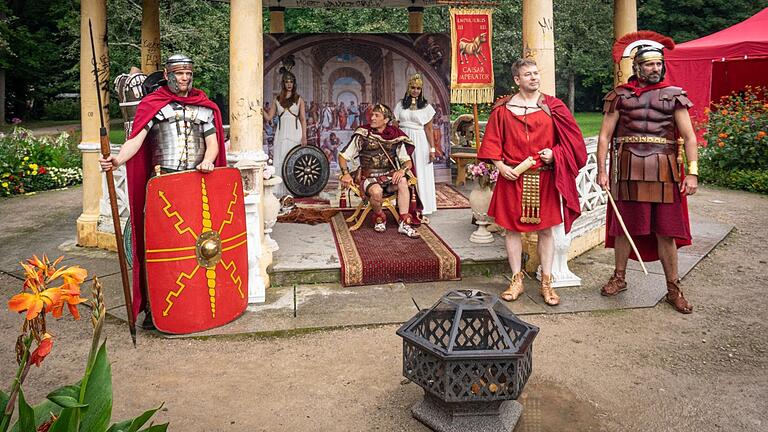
[263,33,452,190]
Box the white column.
[230,0,270,303]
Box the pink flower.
[490,170,499,182]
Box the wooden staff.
[604,187,648,275]
[89,19,137,346]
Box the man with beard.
[99,54,227,327]
[338,103,421,238]
[596,31,698,314]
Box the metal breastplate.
[149,103,214,171]
[615,88,678,141]
[357,134,400,171]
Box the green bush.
[0,127,83,196]
[701,86,768,172]
[699,165,768,195]
[44,98,81,121]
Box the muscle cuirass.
[148,102,214,171]
[603,86,692,203]
[357,134,401,172]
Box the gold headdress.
[408,73,423,88]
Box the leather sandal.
[666,279,693,314]
[601,270,627,296]
[500,271,525,302]
[540,274,560,306]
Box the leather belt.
[362,169,391,178]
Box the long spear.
[88,19,137,346]
[604,187,648,275]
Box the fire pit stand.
[396,290,539,432]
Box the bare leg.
[396,177,409,214]
[504,231,523,273]
[537,227,554,275]
[656,235,678,281]
[368,184,383,213]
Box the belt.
[616,136,674,144]
[362,169,391,178]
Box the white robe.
[273,100,302,196]
[394,102,437,215]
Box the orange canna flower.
[720,110,728,115]
[51,283,88,319]
[703,107,710,114]
[717,141,725,148]
[48,265,87,286]
[758,131,767,138]
[30,334,53,367]
[718,133,728,139]
[8,287,62,320]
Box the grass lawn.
[574,112,603,137]
[0,119,80,133]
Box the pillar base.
[76,215,99,247]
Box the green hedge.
[699,164,768,195]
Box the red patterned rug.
[329,212,461,287]
[435,183,470,209]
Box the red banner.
[450,8,495,103]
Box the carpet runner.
[435,183,470,209]
[329,212,461,287]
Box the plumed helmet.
[612,31,675,82]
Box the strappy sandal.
[666,279,693,314]
[601,270,627,296]
[398,221,420,238]
[540,274,560,306]
[500,271,525,302]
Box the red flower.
[38,166,47,175]
[30,334,53,367]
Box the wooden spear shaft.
[604,187,648,275]
[89,19,137,346]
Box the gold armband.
[687,160,699,176]
[340,167,350,176]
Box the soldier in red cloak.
[596,32,698,314]
[479,58,587,306]
[99,54,227,327]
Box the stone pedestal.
[537,222,582,287]
[263,176,282,252]
[412,393,523,432]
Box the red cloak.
[480,94,587,233]
[126,86,228,319]
[603,79,693,262]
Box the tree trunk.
[567,73,575,113]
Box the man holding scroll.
[479,58,586,306]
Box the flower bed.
[0,127,82,197]
[700,86,768,194]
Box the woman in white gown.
[264,68,307,196]
[393,73,437,215]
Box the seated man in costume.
[338,103,421,238]
[98,54,227,327]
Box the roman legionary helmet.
[164,53,194,94]
[612,31,675,82]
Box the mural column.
[230,0,270,303]
[141,0,161,73]
[614,0,637,85]
[408,7,424,33]
[78,0,110,247]
[269,7,285,33]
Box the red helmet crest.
[612,31,675,63]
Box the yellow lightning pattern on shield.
[149,177,246,320]
[159,190,198,240]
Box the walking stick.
[89,19,137,346]
[604,187,648,275]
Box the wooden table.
[451,152,477,186]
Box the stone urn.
[263,175,282,252]
[469,180,494,244]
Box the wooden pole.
[473,103,481,150]
[605,188,648,274]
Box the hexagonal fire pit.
[396,290,539,432]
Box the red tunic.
[479,108,562,232]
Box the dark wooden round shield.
[282,145,330,197]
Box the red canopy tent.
[665,7,768,121]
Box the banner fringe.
[450,87,495,104]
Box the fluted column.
[614,0,638,85]
[230,0,270,303]
[78,0,110,247]
[141,0,161,73]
